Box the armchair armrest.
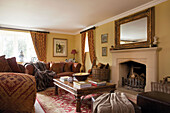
[25,64,34,75]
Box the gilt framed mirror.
[115,7,155,49]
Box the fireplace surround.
[110,47,159,92]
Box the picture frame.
[53,38,67,57]
[101,33,108,43]
[102,47,107,56]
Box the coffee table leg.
[76,96,81,112]
[55,85,58,95]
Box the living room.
[0,0,170,113]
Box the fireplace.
[110,47,159,92]
[120,61,146,92]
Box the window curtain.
[88,29,96,65]
[81,32,86,71]
[30,32,47,62]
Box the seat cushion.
[57,72,74,77]
[0,56,12,72]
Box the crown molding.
[75,0,167,35]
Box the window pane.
[0,30,37,62]
[85,33,89,52]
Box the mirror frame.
[115,7,155,49]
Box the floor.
[35,99,45,113]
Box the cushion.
[64,63,73,72]
[50,63,64,74]
[72,63,81,73]
[7,57,21,72]
[0,56,12,72]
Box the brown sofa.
[25,62,81,78]
[0,55,36,113]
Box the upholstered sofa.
[0,55,36,113]
[25,62,81,78]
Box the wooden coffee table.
[53,78,116,112]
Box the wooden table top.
[53,78,116,96]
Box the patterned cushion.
[7,57,21,72]
[64,63,73,72]
[0,56,12,72]
[0,73,36,112]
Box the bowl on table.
[73,73,90,81]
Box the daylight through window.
[0,30,37,62]
[85,32,89,52]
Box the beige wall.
[74,0,170,80]
[46,33,76,62]
[155,0,170,80]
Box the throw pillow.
[0,56,12,72]
[64,63,73,72]
[97,63,105,69]
[7,57,21,72]
[50,63,62,74]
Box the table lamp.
[71,49,77,60]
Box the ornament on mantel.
[153,36,159,47]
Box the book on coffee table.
[88,79,106,86]
[73,81,92,89]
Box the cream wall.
[46,33,76,62]
[155,0,170,80]
[74,0,170,80]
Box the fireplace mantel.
[110,47,160,91]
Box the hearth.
[121,61,146,92]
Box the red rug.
[37,87,93,113]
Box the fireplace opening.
[120,61,146,92]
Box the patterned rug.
[36,87,93,113]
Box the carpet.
[36,87,93,113]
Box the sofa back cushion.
[0,55,12,72]
[64,63,73,72]
[72,63,81,73]
[7,57,21,72]
[50,63,65,74]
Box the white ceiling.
[0,0,166,35]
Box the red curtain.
[81,32,86,71]
[88,29,96,65]
[30,32,47,62]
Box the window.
[0,30,37,62]
[85,32,89,52]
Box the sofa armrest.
[25,64,34,75]
[72,63,81,73]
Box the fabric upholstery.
[18,64,26,73]
[0,56,12,72]
[88,29,96,65]
[64,63,73,72]
[0,73,36,113]
[30,32,47,62]
[7,57,21,72]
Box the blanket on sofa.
[93,92,135,113]
[26,62,56,91]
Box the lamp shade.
[71,49,77,54]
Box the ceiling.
[0,0,165,35]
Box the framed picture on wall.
[53,38,67,57]
[102,47,107,56]
[101,33,108,43]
